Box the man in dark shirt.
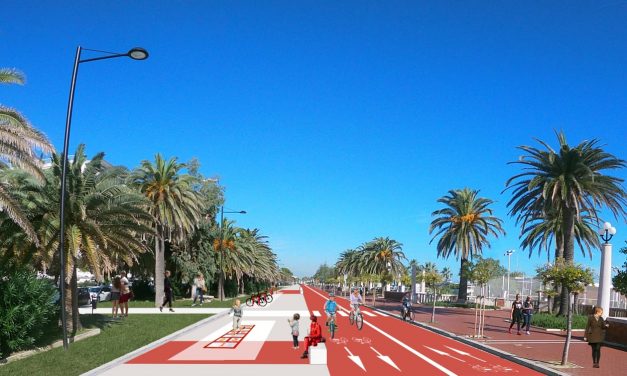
[159,270,174,312]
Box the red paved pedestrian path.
[371,299,627,376]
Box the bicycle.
[401,304,415,321]
[328,313,337,339]
[245,293,267,307]
[260,290,273,303]
[349,304,364,330]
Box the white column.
[596,243,612,318]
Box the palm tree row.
[0,68,282,329]
[335,237,406,296]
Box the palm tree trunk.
[154,225,165,307]
[457,257,469,303]
[218,272,225,300]
[559,208,576,316]
[63,263,82,337]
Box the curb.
[82,310,230,376]
[366,305,570,376]
[0,328,101,365]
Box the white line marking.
[305,285,457,376]
[362,311,376,317]
[424,345,466,362]
[375,310,390,317]
[444,346,486,362]
[313,310,322,317]
[338,311,348,317]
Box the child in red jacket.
[300,315,323,359]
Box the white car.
[88,286,112,302]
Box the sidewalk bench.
[309,342,327,364]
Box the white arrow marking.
[424,346,466,362]
[444,346,487,362]
[371,347,401,371]
[345,347,366,371]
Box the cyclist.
[401,292,411,317]
[324,293,338,328]
[350,288,362,315]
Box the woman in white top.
[191,272,206,306]
[111,275,121,318]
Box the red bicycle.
[245,292,267,307]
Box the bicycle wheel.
[245,298,254,307]
[258,296,267,307]
[330,321,335,339]
[349,312,355,325]
[265,294,273,303]
[409,311,415,321]
[355,314,363,330]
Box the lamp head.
[128,47,149,60]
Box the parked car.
[77,287,91,306]
[88,285,112,302]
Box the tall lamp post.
[597,222,617,318]
[59,46,148,350]
[218,206,246,301]
[505,249,515,301]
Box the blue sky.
[2,1,626,280]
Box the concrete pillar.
[597,243,612,318]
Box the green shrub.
[0,264,58,358]
[530,313,587,330]
[130,279,155,301]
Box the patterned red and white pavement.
[86,285,544,375]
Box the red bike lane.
[302,285,544,376]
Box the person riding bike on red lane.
[324,293,338,328]
[300,315,323,359]
[350,288,362,314]
[401,292,411,315]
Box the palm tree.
[429,188,505,302]
[239,228,278,294]
[0,68,54,244]
[361,237,406,298]
[506,132,626,314]
[130,155,203,306]
[0,145,153,334]
[441,266,453,282]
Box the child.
[288,313,300,349]
[230,299,243,330]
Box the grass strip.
[0,314,206,376]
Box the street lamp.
[218,206,246,301]
[505,250,515,301]
[597,222,617,317]
[59,46,148,350]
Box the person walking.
[118,271,131,317]
[522,296,533,335]
[508,294,524,335]
[191,272,206,307]
[111,275,121,319]
[159,270,175,312]
[584,306,610,368]
[230,299,243,330]
[288,313,300,349]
